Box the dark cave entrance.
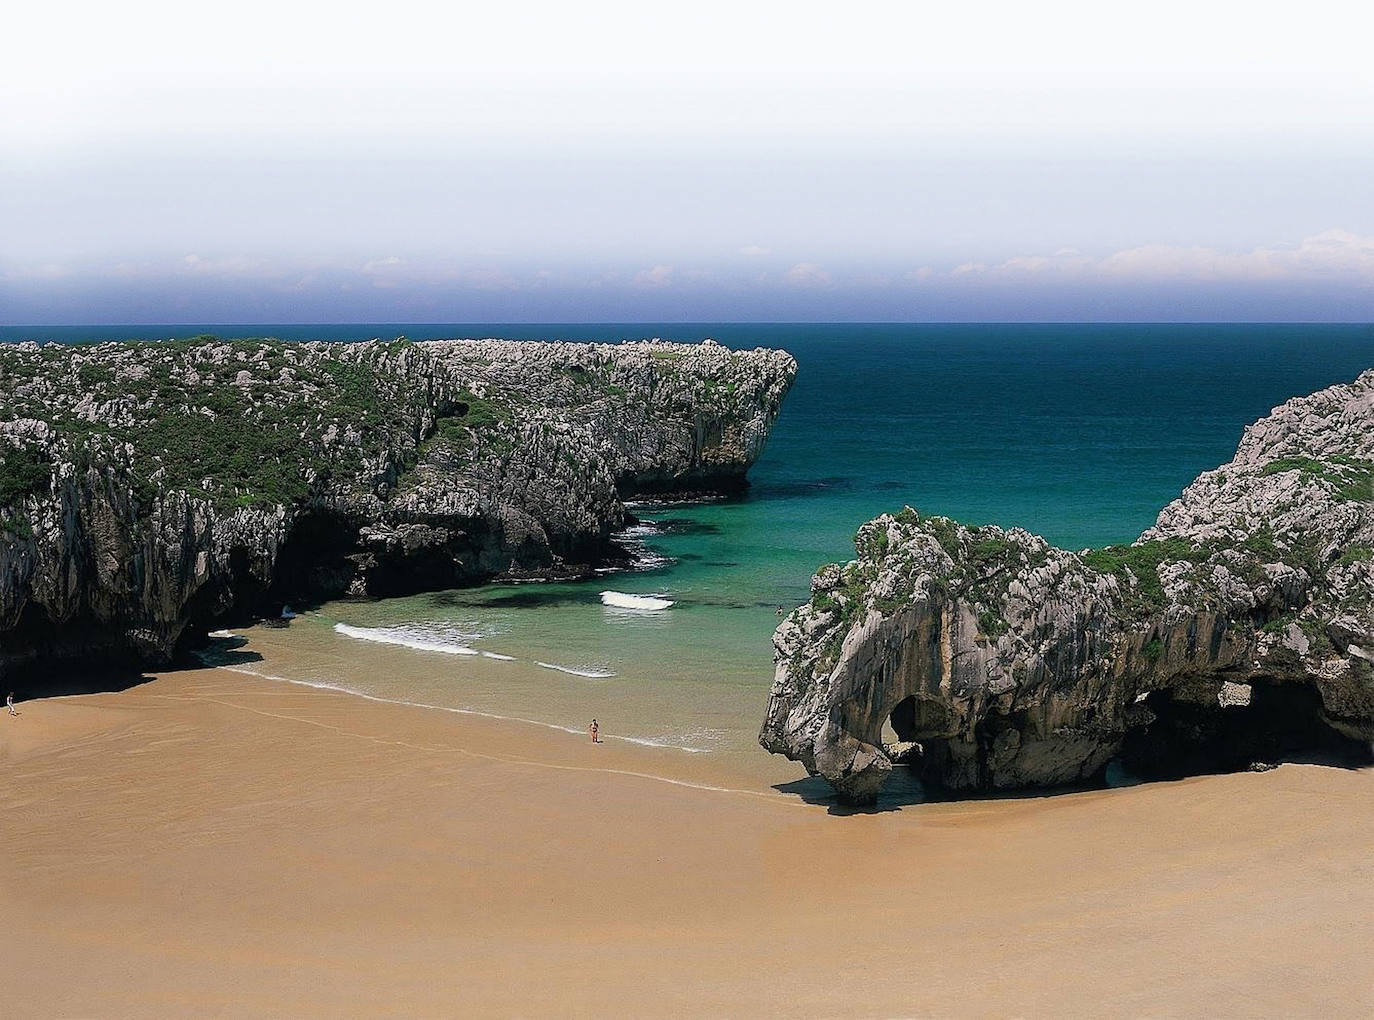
[1123,679,1373,778]
[886,694,918,744]
[882,694,942,770]
[885,694,955,746]
[271,509,362,604]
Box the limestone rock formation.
[0,336,794,680]
[761,370,1374,803]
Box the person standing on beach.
[6,692,16,716]
[589,718,599,743]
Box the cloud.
[1096,230,1374,281]
[361,255,405,275]
[633,264,674,288]
[947,230,1374,284]
[738,245,770,257]
[989,250,1094,275]
[784,262,831,287]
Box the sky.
[3,1,1374,323]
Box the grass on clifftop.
[1261,454,1374,502]
[132,408,312,509]
[0,338,433,512]
[1081,537,1199,611]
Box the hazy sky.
[4,1,1373,323]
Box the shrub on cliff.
[0,444,51,508]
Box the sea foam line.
[212,663,708,753]
[536,662,617,679]
[178,672,784,804]
[333,622,478,656]
[331,621,612,677]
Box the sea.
[7,323,1374,785]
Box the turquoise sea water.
[10,323,1374,774]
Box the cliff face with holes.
[761,371,1374,803]
[0,337,795,683]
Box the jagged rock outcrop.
[761,370,1374,803]
[0,336,794,681]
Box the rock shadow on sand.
[11,669,156,703]
[774,751,1374,815]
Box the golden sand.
[5,667,1372,1017]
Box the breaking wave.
[600,591,674,611]
[333,622,479,656]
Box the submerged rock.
[761,369,1374,803]
[0,337,795,680]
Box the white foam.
[595,552,673,574]
[334,622,478,656]
[207,629,237,639]
[617,735,711,753]
[618,726,724,753]
[536,661,617,678]
[600,590,674,611]
[616,522,662,539]
[481,651,516,661]
[605,525,674,573]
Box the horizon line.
[4,319,1374,330]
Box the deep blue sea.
[9,323,1374,770]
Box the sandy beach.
[5,667,1373,1018]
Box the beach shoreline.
[5,666,1373,1017]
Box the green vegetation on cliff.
[1081,537,1199,611]
[1261,453,1374,502]
[0,338,455,512]
[0,444,51,507]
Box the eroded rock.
[762,369,1374,803]
[0,337,795,680]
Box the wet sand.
[5,667,1373,1017]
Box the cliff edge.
[761,370,1374,803]
[0,336,795,682]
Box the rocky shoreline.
[0,336,795,686]
[761,370,1374,803]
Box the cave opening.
[881,694,932,772]
[1123,678,1373,778]
[271,509,362,605]
[887,694,918,744]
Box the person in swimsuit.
[589,718,600,743]
[6,692,16,716]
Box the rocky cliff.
[761,370,1374,803]
[0,336,795,683]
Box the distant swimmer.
[589,718,600,744]
[6,692,16,716]
[776,605,784,616]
